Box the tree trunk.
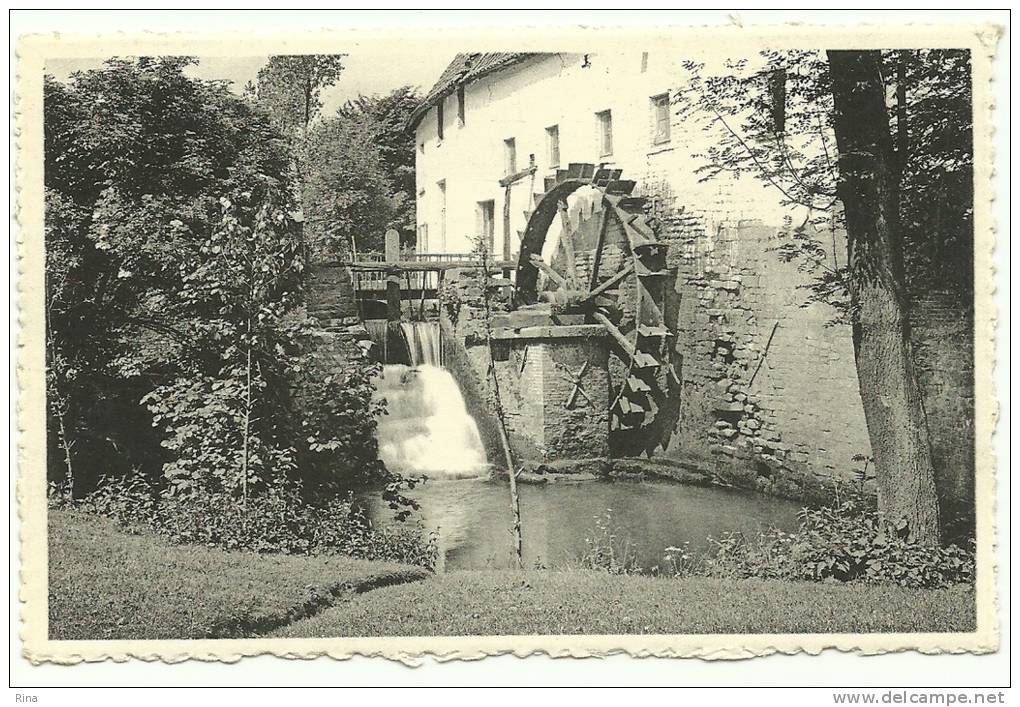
[479,249,524,568]
[827,50,941,545]
[45,324,75,498]
[240,317,253,514]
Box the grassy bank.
[50,511,975,640]
[273,570,976,637]
[48,510,429,640]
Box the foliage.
[298,85,421,259]
[575,509,642,575]
[661,542,701,578]
[701,498,975,589]
[44,58,409,541]
[298,115,403,258]
[254,54,346,136]
[58,475,437,569]
[894,50,974,295]
[139,187,304,501]
[289,328,422,518]
[336,86,420,237]
[249,54,420,260]
[44,58,295,493]
[676,49,974,308]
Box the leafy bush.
[44,59,296,495]
[701,499,975,589]
[54,477,437,570]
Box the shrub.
[701,499,975,589]
[53,477,437,570]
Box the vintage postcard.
[15,21,1001,666]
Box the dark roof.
[407,52,538,130]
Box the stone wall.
[496,327,610,465]
[440,270,611,476]
[437,311,515,466]
[306,263,360,328]
[640,181,873,502]
[910,290,975,535]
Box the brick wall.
[439,270,611,474]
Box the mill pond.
[367,356,802,572]
[365,476,802,572]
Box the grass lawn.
[272,569,976,637]
[48,510,430,640]
[49,510,976,640]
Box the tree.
[476,239,524,568]
[827,50,940,545]
[337,86,420,238]
[299,115,400,259]
[44,58,303,498]
[43,58,294,492]
[255,55,346,136]
[299,86,422,260]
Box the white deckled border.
[14,22,1002,664]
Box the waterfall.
[400,321,441,367]
[374,364,488,478]
[361,319,439,366]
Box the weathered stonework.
[910,290,975,535]
[306,263,360,329]
[439,271,610,475]
[641,179,873,502]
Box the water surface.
[368,478,803,572]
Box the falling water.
[374,364,489,478]
[400,321,441,367]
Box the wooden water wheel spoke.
[528,253,570,290]
[513,166,675,433]
[556,201,580,287]
[582,261,633,303]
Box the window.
[437,98,444,141]
[457,85,466,126]
[476,200,495,254]
[437,180,447,250]
[418,223,429,252]
[504,137,517,176]
[651,93,671,145]
[596,110,613,157]
[546,125,560,167]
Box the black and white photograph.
[11,11,1007,691]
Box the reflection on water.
[366,478,802,571]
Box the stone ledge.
[489,324,607,341]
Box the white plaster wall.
[413,51,797,257]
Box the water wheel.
[513,163,681,449]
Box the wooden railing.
[345,231,516,318]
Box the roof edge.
[406,53,538,133]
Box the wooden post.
[384,228,400,263]
[384,229,402,321]
[502,184,512,264]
